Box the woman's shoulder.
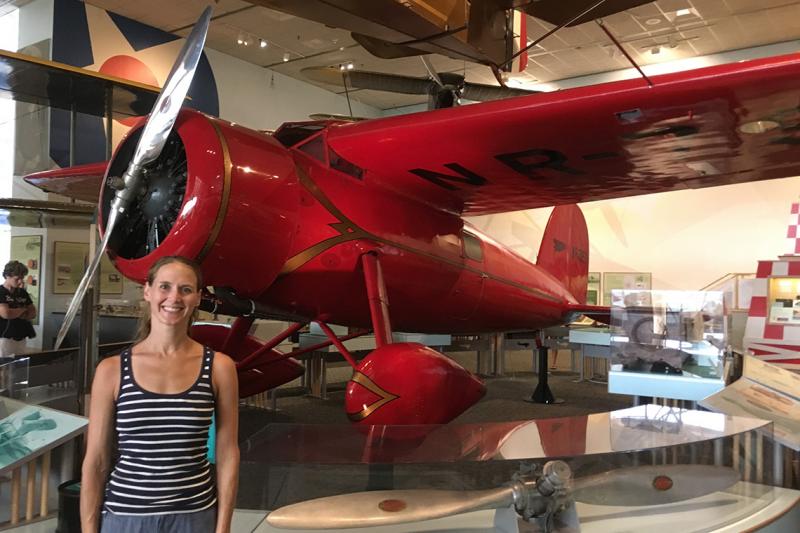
[92,355,121,397]
[211,350,235,369]
[96,354,121,374]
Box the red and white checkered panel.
[745,258,800,371]
[787,202,800,254]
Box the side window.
[329,147,364,180]
[462,231,483,262]
[297,135,326,163]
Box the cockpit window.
[297,135,326,163]
[273,124,325,147]
[462,231,484,262]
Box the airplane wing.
[326,53,800,215]
[24,162,108,204]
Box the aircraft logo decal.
[346,371,399,422]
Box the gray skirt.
[100,505,217,533]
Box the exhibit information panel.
[0,396,87,473]
[239,406,784,532]
[767,276,800,324]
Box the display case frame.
[238,405,793,532]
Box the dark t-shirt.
[0,285,34,340]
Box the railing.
[700,272,755,311]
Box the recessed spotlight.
[738,120,780,134]
[283,52,290,62]
[645,18,661,26]
[237,37,244,45]
[260,39,268,48]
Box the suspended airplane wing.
[321,52,800,215]
[0,199,94,228]
[248,0,654,68]
[0,49,162,118]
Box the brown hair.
[3,260,28,279]
[133,255,203,343]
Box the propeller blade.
[420,56,444,88]
[53,6,213,350]
[267,486,515,530]
[571,465,740,506]
[267,464,739,530]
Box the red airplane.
[24,8,800,426]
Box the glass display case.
[0,396,87,473]
[607,290,727,401]
[236,405,795,532]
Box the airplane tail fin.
[537,204,589,303]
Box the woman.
[0,260,36,356]
[81,256,239,533]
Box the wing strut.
[596,19,654,87]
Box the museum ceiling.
[83,0,800,110]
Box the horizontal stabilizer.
[24,162,107,204]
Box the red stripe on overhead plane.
[788,226,797,238]
[788,262,800,275]
[756,261,773,278]
[764,324,784,339]
[792,203,799,214]
[748,296,767,318]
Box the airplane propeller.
[54,6,213,350]
[266,464,739,530]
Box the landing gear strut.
[529,333,563,405]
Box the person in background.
[0,260,36,356]
[80,256,239,533]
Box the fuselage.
[258,123,580,333]
[104,111,580,333]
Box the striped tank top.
[104,346,217,515]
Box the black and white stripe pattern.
[104,346,216,515]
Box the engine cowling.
[100,109,300,297]
[345,343,486,425]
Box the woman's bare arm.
[80,356,119,533]
[212,353,239,533]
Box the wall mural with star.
[50,0,219,168]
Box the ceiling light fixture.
[283,52,290,62]
[650,46,661,55]
[675,8,692,17]
[260,39,268,48]
[645,18,661,26]
[237,37,244,45]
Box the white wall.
[468,176,800,293]
[207,49,380,129]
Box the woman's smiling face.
[143,261,201,327]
